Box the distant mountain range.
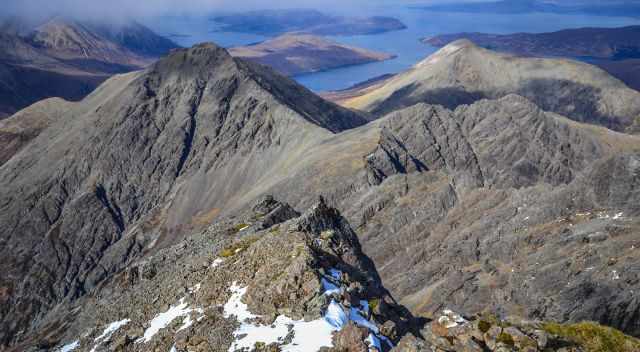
[211,9,407,36]
[228,33,396,76]
[412,0,640,17]
[424,25,640,91]
[0,17,178,118]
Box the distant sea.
[145,5,640,92]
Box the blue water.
[145,6,640,92]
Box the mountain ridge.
[0,17,179,118]
[3,40,640,351]
[340,39,640,133]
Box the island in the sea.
[210,9,407,36]
[229,34,396,76]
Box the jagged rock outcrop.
[19,197,414,352]
[340,40,640,133]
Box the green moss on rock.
[543,321,640,352]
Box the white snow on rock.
[322,268,343,296]
[211,258,224,268]
[350,307,378,333]
[178,307,204,331]
[224,269,392,352]
[325,299,349,329]
[224,282,337,351]
[438,309,468,328]
[223,282,257,322]
[89,319,131,352]
[367,333,382,351]
[138,297,200,343]
[94,319,130,342]
[58,340,80,352]
[612,270,621,280]
[188,283,202,294]
[322,277,340,296]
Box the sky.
[4,0,640,22]
[2,0,489,20]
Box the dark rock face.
[252,94,640,337]
[327,97,640,337]
[0,43,367,349]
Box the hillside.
[0,17,179,118]
[424,26,640,91]
[340,40,640,133]
[229,33,395,76]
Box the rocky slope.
[12,196,415,352]
[0,17,178,118]
[423,25,640,91]
[229,34,395,76]
[3,41,640,351]
[341,40,640,133]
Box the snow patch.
[325,300,349,329]
[223,282,257,322]
[322,268,343,296]
[612,270,621,280]
[367,333,382,351]
[58,341,80,352]
[438,309,467,328]
[211,258,224,268]
[223,282,336,351]
[189,283,202,294]
[224,268,392,352]
[138,298,199,343]
[94,319,130,342]
[350,307,378,333]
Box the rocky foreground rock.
[15,196,639,352]
[15,197,414,351]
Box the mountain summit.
[0,42,368,348]
[343,39,640,133]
